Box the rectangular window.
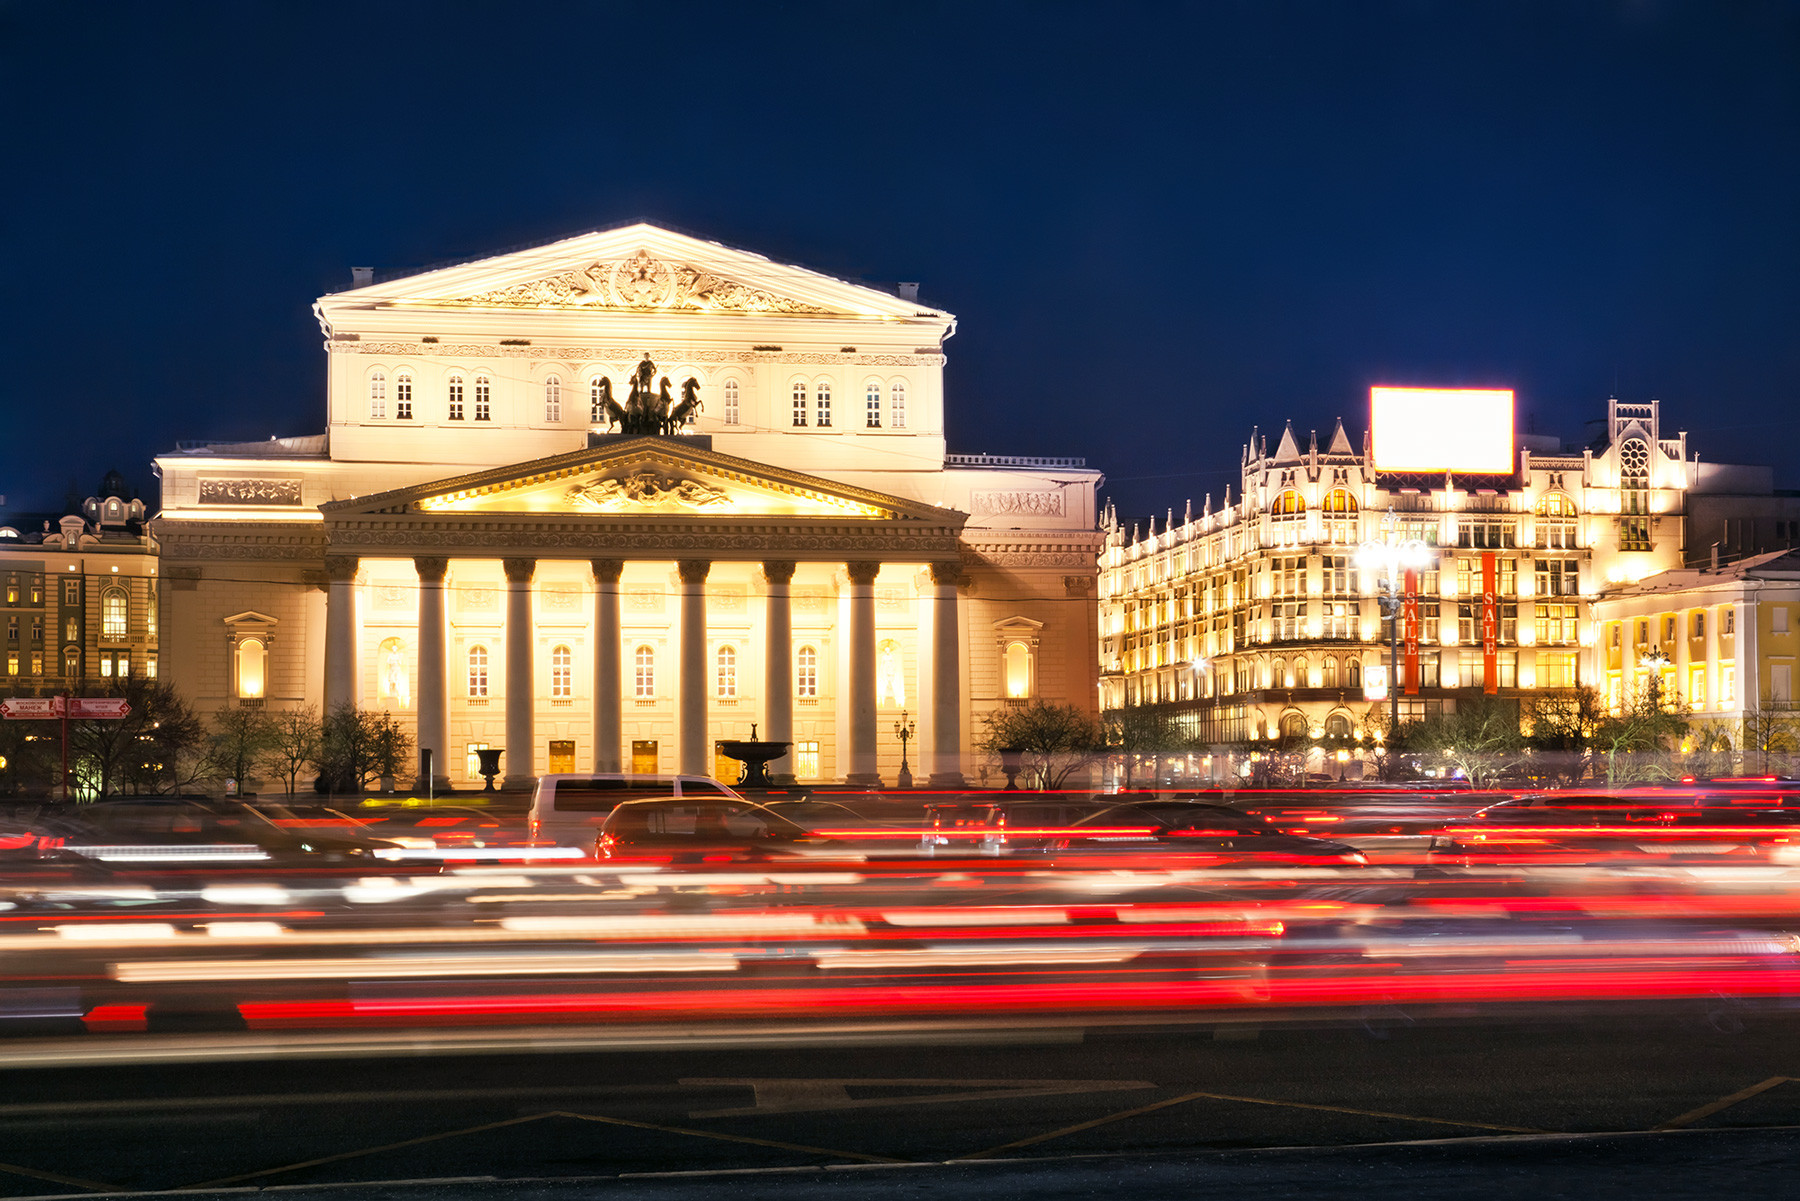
[631,740,659,774]
[1692,611,1705,638]
[1775,606,1790,634]
[1724,608,1735,635]
[6,617,14,642]
[795,739,820,780]
[892,383,907,428]
[634,647,655,698]
[791,383,808,427]
[866,384,881,428]
[1620,515,1651,551]
[1535,559,1578,598]
[5,653,15,676]
[1689,665,1706,708]
[468,647,489,697]
[117,654,129,678]
[816,384,832,428]
[1721,663,1736,705]
[1535,603,1578,645]
[474,376,491,421]
[1774,664,1794,703]
[395,374,413,420]
[465,742,491,780]
[100,656,112,678]
[545,379,562,424]
[448,376,465,421]
[1539,651,1576,688]
[63,579,78,605]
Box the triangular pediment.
[322,438,966,526]
[323,223,945,322]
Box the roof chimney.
[351,266,374,288]
[897,282,919,302]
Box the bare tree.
[206,706,277,794]
[67,679,207,798]
[266,706,323,797]
[980,700,1105,790]
[1102,707,1189,789]
[1594,679,1689,785]
[1399,697,1527,789]
[1524,686,1607,784]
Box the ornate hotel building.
[151,224,1102,789]
[1099,399,1723,771]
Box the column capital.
[324,556,360,583]
[590,558,625,584]
[677,559,712,585]
[502,557,537,584]
[761,560,798,585]
[928,560,963,586]
[845,560,881,587]
[413,556,449,583]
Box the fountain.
[717,724,793,790]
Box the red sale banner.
[1403,569,1420,696]
[1481,552,1499,695]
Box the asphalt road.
[5,1010,1800,1198]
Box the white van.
[528,774,744,849]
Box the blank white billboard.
[1370,387,1515,474]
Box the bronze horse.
[592,376,626,433]
[666,377,703,432]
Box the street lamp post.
[893,709,916,789]
[1355,510,1437,742]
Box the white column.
[678,559,711,776]
[502,557,536,789]
[845,561,881,787]
[414,556,450,790]
[591,559,623,773]
[1736,600,1757,714]
[323,556,359,712]
[1704,600,1721,713]
[927,560,966,787]
[1674,605,1691,708]
[763,560,796,783]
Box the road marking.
[555,1110,905,1164]
[955,1088,1542,1159]
[683,1077,1154,1118]
[1655,1076,1792,1130]
[0,1161,117,1192]
[184,1113,550,1188]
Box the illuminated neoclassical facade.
[1099,398,1717,774]
[153,224,1102,788]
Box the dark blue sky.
[4,1,1798,525]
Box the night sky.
[4,1,1798,527]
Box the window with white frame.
[368,371,387,419]
[474,372,491,421]
[634,644,655,698]
[590,378,606,424]
[865,382,881,427]
[447,372,465,421]
[394,371,413,420]
[796,644,818,697]
[716,645,737,699]
[816,382,832,427]
[101,588,127,639]
[791,382,808,427]
[236,637,266,699]
[891,380,907,428]
[723,379,740,424]
[468,645,489,697]
[794,740,820,779]
[544,375,562,423]
[551,643,572,698]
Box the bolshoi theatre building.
[150,224,1104,789]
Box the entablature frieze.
[151,521,330,562]
[959,530,1105,570]
[321,516,962,561]
[326,341,944,368]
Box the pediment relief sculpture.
[438,249,837,315]
[567,471,731,513]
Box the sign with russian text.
[0,697,62,719]
[1403,569,1420,696]
[1481,552,1499,694]
[68,698,131,719]
[0,697,131,720]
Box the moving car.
[529,773,744,847]
[1428,792,1800,866]
[594,797,837,862]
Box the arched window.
[394,371,413,420]
[796,644,818,697]
[368,371,387,420]
[716,645,737,699]
[236,637,266,699]
[865,382,881,428]
[473,372,491,421]
[447,372,465,421]
[468,645,489,697]
[878,639,903,706]
[550,644,572,699]
[1292,655,1309,687]
[815,381,832,427]
[1322,489,1357,514]
[1348,659,1362,688]
[1280,712,1308,739]
[723,379,740,425]
[544,375,562,423]
[1003,640,1032,699]
[791,382,808,427]
[1322,656,1339,688]
[891,380,907,428]
[1270,657,1285,689]
[1273,490,1306,516]
[634,644,655,698]
[63,648,78,678]
[1325,712,1352,738]
[377,636,409,708]
[589,378,606,424]
[101,587,128,639]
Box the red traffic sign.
[0,697,131,720]
[0,697,63,719]
[68,698,131,720]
